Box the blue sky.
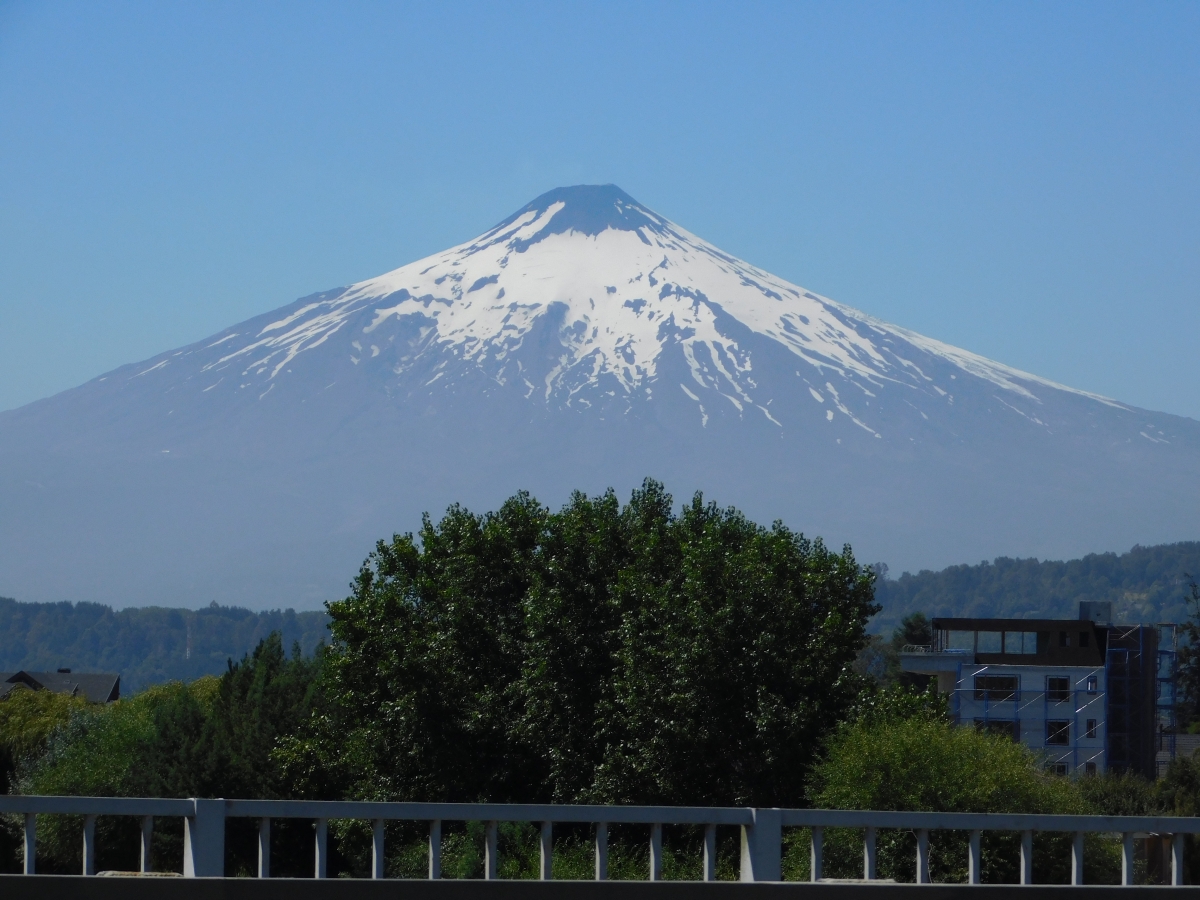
[1,1,1197,417]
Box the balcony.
[898,644,971,674]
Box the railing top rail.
[223,800,755,825]
[0,796,194,817]
[2,796,1199,834]
[783,809,1200,833]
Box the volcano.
[2,185,1197,608]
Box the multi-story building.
[900,603,1176,777]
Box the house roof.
[0,670,120,703]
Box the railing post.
[372,819,385,879]
[968,829,981,885]
[739,808,782,882]
[1020,830,1033,885]
[595,823,608,881]
[184,798,226,877]
[428,819,441,879]
[539,821,553,880]
[1071,831,1084,886]
[485,820,498,880]
[703,824,716,882]
[649,823,663,881]
[258,818,270,878]
[810,826,823,882]
[1122,833,1134,886]
[23,813,35,875]
[314,818,328,879]
[82,814,97,876]
[1172,833,1185,886]
[916,828,930,884]
[863,826,876,881]
[140,815,154,873]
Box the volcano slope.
[2,185,1197,608]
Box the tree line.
[0,597,328,693]
[873,542,1200,634]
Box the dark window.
[1047,676,1070,703]
[1047,720,1070,745]
[1086,718,1098,739]
[974,675,1019,702]
[1086,675,1098,694]
[1085,762,1097,775]
[1059,631,1070,648]
[1046,762,1069,776]
[1080,632,1090,648]
[975,719,1020,741]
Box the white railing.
[899,645,971,655]
[1,796,1198,885]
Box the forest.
[0,597,328,693]
[873,541,1200,634]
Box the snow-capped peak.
[198,185,1120,426]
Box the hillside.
[872,541,1200,634]
[0,597,329,694]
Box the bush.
[804,715,1121,884]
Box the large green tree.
[285,479,878,807]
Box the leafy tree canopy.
[283,479,879,807]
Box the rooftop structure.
[900,603,1176,778]
[0,669,120,703]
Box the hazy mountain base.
[0,597,328,694]
[872,541,1200,634]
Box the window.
[1080,631,1090,648]
[947,630,974,651]
[1085,762,1097,776]
[1047,720,1070,745]
[974,675,1019,702]
[1047,676,1070,703]
[975,719,1020,741]
[1004,631,1039,654]
[1086,719,1098,739]
[977,631,1002,653]
[1086,675,1098,695]
[1046,762,1069,776]
[1059,631,1071,648]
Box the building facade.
[900,604,1176,778]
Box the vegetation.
[3,488,1200,880]
[873,542,1200,634]
[283,479,878,808]
[0,597,328,693]
[0,635,322,875]
[805,699,1115,883]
